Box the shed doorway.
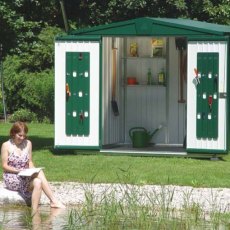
[101,36,187,155]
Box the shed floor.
[100,144,220,159]
[101,144,187,156]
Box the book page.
[18,167,44,177]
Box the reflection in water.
[32,208,65,230]
[0,205,67,229]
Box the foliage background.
[0,0,229,122]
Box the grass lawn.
[1,122,230,188]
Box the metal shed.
[54,17,230,157]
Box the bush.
[42,116,51,124]
[8,108,38,123]
[2,26,62,122]
[0,102,4,115]
[22,70,54,122]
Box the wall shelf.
[126,84,166,87]
[122,56,166,60]
[122,37,168,143]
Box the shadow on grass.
[30,136,79,155]
[2,134,223,160]
[0,134,78,155]
[30,136,100,156]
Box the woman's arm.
[27,140,35,168]
[1,142,20,174]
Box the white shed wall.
[167,37,186,144]
[101,37,125,145]
[186,41,228,151]
[55,41,100,147]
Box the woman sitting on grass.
[1,121,65,213]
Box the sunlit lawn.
[1,122,230,188]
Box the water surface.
[0,205,68,229]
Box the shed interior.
[101,36,187,155]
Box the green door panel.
[66,52,90,136]
[196,53,219,139]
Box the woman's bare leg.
[31,178,42,214]
[36,170,65,208]
[32,209,41,230]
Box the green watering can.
[129,125,162,148]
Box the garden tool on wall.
[66,83,71,96]
[66,83,71,102]
[208,95,213,112]
[175,37,187,103]
[79,111,84,124]
[111,38,119,116]
[194,68,200,85]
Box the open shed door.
[55,39,101,149]
[186,40,228,154]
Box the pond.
[1,203,230,229]
[0,205,68,230]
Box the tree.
[201,0,230,24]
[0,2,19,56]
[71,0,230,26]
[3,26,63,121]
[1,0,230,123]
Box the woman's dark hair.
[10,121,28,138]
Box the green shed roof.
[69,17,230,37]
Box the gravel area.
[1,181,230,213]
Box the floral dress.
[3,139,32,200]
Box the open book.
[18,167,44,177]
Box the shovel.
[111,44,119,116]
